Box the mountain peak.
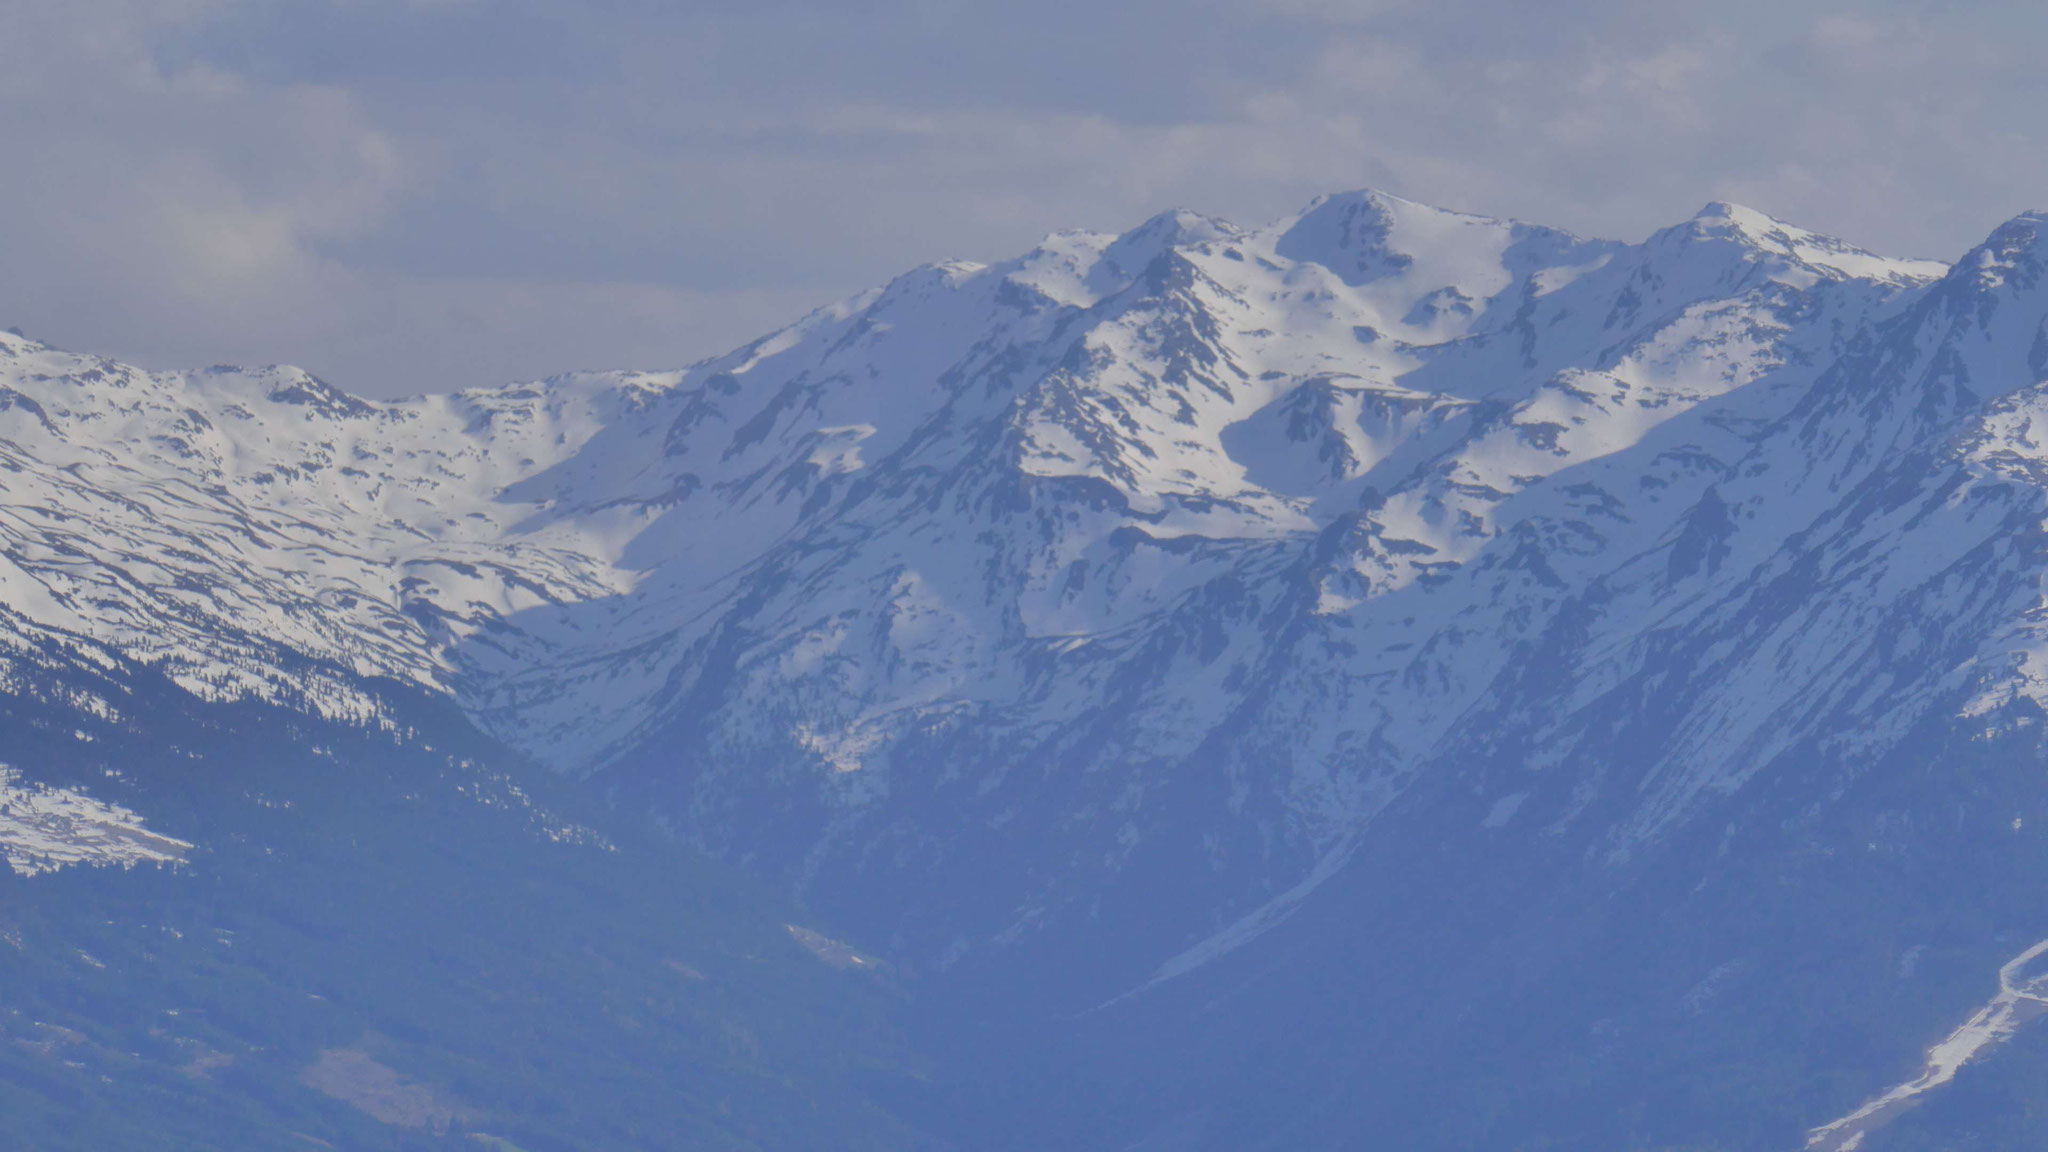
[1271,188,1518,289]
[0,327,50,357]
[1679,199,1817,250]
[1943,210,2048,300]
[1649,200,1946,287]
[1297,187,1498,224]
[1095,206,1238,278]
[1974,209,2048,259]
[1691,198,1773,223]
[1126,206,1237,245]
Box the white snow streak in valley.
[1807,937,2048,1151]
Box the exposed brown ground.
[299,1047,465,1133]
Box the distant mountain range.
[9,191,2048,1148]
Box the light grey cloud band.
[2,0,2041,396]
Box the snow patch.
[0,767,191,876]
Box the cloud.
[0,2,404,370]
[1,1,2044,395]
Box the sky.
[2,0,2045,397]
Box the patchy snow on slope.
[0,767,191,876]
[31,188,2048,988]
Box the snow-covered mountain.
[14,189,2048,1147]
[0,196,1944,911]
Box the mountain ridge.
[0,189,2037,988]
[23,189,2048,1147]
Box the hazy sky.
[4,0,2045,396]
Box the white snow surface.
[1807,937,2048,1150]
[0,766,191,876]
[11,190,2048,970]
